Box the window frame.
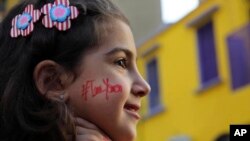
[227,23,250,90]
[146,57,164,117]
[196,20,221,92]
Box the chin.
[114,135,136,141]
[112,127,137,141]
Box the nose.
[131,72,151,97]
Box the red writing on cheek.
[82,78,122,101]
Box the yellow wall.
[0,0,19,21]
[137,0,250,141]
[6,0,19,10]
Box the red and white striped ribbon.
[10,4,41,38]
[41,0,79,31]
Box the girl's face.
[66,19,150,141]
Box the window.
[197,21,219,89]
[146,58,162,115]
[227,23,250,90]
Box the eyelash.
[115,58,128,69]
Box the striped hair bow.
[41,0,79,31]
[10,0,79,38]
[10,4,41,38]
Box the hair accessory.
[10,4,41,38]
[41,0,79,31]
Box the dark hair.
[0,0,128,140]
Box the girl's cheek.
[80,78,123,101]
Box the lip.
[124,103,141,120]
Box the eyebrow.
[105,47,136,59]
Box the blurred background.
[1,0,250,141]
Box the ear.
[33,60,73,101]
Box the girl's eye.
[115,58,128,69]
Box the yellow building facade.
[6,0,19,10]
[0,0,19,22]
[137,0,250,141]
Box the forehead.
[98,19,137,58]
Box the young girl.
[0,0,150,141]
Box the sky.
[161,0,199,23]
